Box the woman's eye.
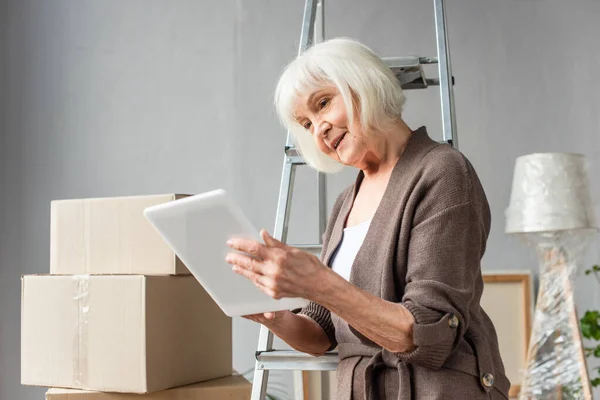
[318,98,329,109]
[303,121,312,130]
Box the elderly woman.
[225,38,509,399]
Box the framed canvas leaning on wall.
[299,271,534,400]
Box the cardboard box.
[50,194,190,275]
[22,275,232,393]
[45,375,251,400]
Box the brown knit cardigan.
[298,126,510,399]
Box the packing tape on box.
[72,275,90,387]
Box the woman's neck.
[361,119,413,179]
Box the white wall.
[2,1,600,399]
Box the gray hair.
[274,37,406,173]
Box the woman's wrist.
[308,263,344,305]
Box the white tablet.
[143,189,310,317]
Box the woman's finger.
[226,252,264,275]
[255,280,289,300]
[226,237,265,259]
[263,312,280,320]
[245,314,270,325]
[232,265,288,300]
[260,229,287,249]
[231,263,262,282]
[231,264,276,293]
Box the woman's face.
[294,86,371,168]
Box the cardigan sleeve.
[296,302,337,351]
[394,152,490,370]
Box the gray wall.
[2,1,600,399]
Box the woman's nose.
[314,121,331,139]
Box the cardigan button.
[448,314,459,328]
[481,373,494,388]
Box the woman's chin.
[337,154,361,168]
[337,149,362,168]
[325,147,361,168]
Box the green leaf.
[595,345,600,358]
[581,322,592,339]
[591,377,600,388]
[586,265,600,275]
[580,311,600,340]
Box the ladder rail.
[434,0,457,148]
[286,0,318,153]
[250,320,276,400]
[315,0,327,242]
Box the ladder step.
[256,350,339,371]
[284,147,306,165]
[383,55,436,68]
[382,56,454,90]
[291,244,322,253]
[383,56,429,89]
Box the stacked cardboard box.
[45,376,252,400]
[21,194,251,399]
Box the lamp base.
[519,242,592,400]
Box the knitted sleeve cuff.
[296,302,337,351]
[393,302,459,369]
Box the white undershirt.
[330,219,372,281]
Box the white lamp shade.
[505,152,597,234]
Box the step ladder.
[251,0,458,398]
